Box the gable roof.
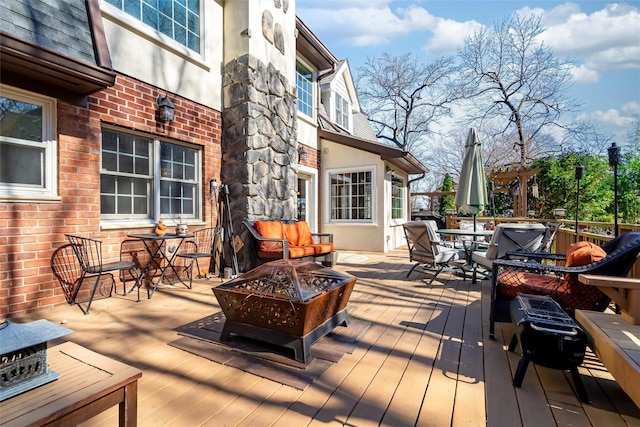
[0,0,115,105]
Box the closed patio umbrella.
[455,128,488,231]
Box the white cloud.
[536,3,640,81]
[423,17,483,54]
[580,101,640,140]
[296,3,435,48]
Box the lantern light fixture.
[608,142,621,237]
[574,165,584,243]
[297,145,308,162]
[157,95,175,123]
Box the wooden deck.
[13,249,640,426]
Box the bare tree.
[457,13,607,166]
[356,53,458,153]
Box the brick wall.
[0,74,222,318]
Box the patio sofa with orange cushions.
[243,220,335,266]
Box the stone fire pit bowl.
[212,259,356,363]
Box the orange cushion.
[254,221,284,253]
[565,241,607,267]
[283,223,299,246]
[289,246,315,258]
[295,221,313,246]
[309,243,334,255]
[283,221,313,246]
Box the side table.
[0,342,142,427]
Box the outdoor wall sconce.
[385,166,396,175]
[608,142,621,237]
[575,165,584,242]
[157,95,175,122]
[297,146,308,162]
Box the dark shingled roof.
[0,0,115,104]
[0,0,96,65]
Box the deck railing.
[445,215,640,279]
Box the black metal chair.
[176,227,219,287]
[51,243,119,310]
[65,234,140,314]
[489,231,640,338]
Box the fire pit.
[212,259,356,362]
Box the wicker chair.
[489,231,640,338]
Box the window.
[330,171,372,221]
[106,0,201,52]
[0,85,56,199]
[335,93,350,130]
[296,61,313,117]
[391,175,404,220]
[100,128,200,221]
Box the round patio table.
[437,228,494,282]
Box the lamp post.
[574,165,584,243]
[608,142,621,237]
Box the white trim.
[295,57,316,121]
[0,84,57,201]
[101,1,210,70]
[99,125,203,226]
[297,165,318,233]
[324,165,377,225]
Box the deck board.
[10,248,639,427]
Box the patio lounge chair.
[403,221,466,284]
[489,231,640,338]
[471,223,548,282]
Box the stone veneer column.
[222,53,298,270]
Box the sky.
[296,1,640,146]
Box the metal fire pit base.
[220,309,350,363]
[508,293,589,402]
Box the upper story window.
[335,93,350,130]
[0,85,57,200]
[105,0,201,53]
[100,127,201,222]
[296,61,313,118]
[391,175,404,220]
[330,170,372,222]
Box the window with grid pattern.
[391,175,404,219]
[330,171,372,221]
[335,93,350,130]
[296,61,313,117]
[100,128,200,221]
[106,0,201,52]
[0,85,56,199]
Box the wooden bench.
[575,310,640,407]
[575,273,640,407]
[243,220,335,267]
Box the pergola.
[488,167,540,217]
[411,167,540,218]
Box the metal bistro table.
[437,228,494,282]
[128,232,194,299]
